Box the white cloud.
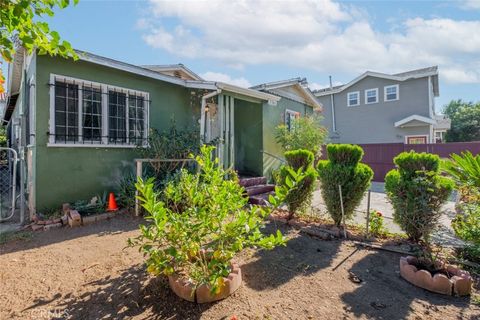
[201,71,252,88]
[141,0,480,84]
[461,0,480,9]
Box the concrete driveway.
[312,182,464,247]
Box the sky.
[6,0,480,111]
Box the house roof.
[433,114,451,130]
[3,48,280,121]
[251,77,322,109]
[394,114,436,128]
[314,66,439,97]
[141,64,204,81]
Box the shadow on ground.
[241,222,342,291]
[48,264,221,320]
[341,248,473,320]
[0,214,142,256]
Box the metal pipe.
[338,184,347,238]
[329,76,336,132]
[200,89,221,144]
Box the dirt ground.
[0,215,478,320]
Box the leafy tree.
[0,0,79,93]
[443,100,480,142]
[275,112,327,159]
[129,146,285,294]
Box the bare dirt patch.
[0,215,478,319]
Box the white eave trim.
[315,70,439,97]
[394,114,436,128]
[216,82,281,102]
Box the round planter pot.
[168,262,242,303]
[399,256,473,296]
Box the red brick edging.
[399,256,472,296]
[168,262,242,303]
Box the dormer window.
[384,85,399,101]
[365,88,378,104]
[347,91,360,107]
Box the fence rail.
[322,141,480,182]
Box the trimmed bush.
[385,151,454,242]
[276,149,317,219]
[317,144,373,226]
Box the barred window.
[49,74,149,147]
[128,94,145,144]
[108,91,127,144]
[83,86,102,142]
[55,81,79,142]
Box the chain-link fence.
[0,148,17,222]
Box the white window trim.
[364,88,378,104]
[404,135,428,144]
[285,109,300,131]
[347,91,360,107]
[384,84,399,102]
[49,73,149,148]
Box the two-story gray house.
[314,66,450,144]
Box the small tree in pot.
[317,144,373,226]
[128,145,285,302]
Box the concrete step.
[245,184,275,196]
[239,176,267,188]
[249,192,274,206]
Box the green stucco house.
[3,48,321,214]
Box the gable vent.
[173,71,182,78]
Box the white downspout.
[200,89,221,144]
[329,76,336,132]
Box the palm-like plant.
[442,151,480,188]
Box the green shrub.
[275,113,327,159]
[284,149,314,170]
[276,149,317,219]
[317,144,373,226]
[129,145,285,293]
[385,151,454,242]
[116,172,137,211]
[369,210,386,237]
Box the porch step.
[249,192,275,206]
[239,176,267,188]
[245,184,275,196]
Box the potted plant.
[129,145,285,303]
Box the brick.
[31,224,44,231]
[414,270,433,291]
[68,210,81,227]
[43,223,63,231]
[62,203,71,214]
[81,215,96,225]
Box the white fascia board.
[216,82,281,102]
[185,80,218,90]
[394,114,436,127]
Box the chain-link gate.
[0,148,18,222]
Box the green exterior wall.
[261,97,312,179]
[34,55,199,210]
[234,99,263,176]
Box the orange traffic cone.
[107,192,119,211]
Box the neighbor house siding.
[261,97,311,179]
[317,77,431,144]
[34,55,198,210]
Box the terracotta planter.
[168,262,242,303]
[399,256,473,296]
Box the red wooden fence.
[322,142,480,182]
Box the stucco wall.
[261,97,311,178]
[317,76,431,144]
[34,55,197,210]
